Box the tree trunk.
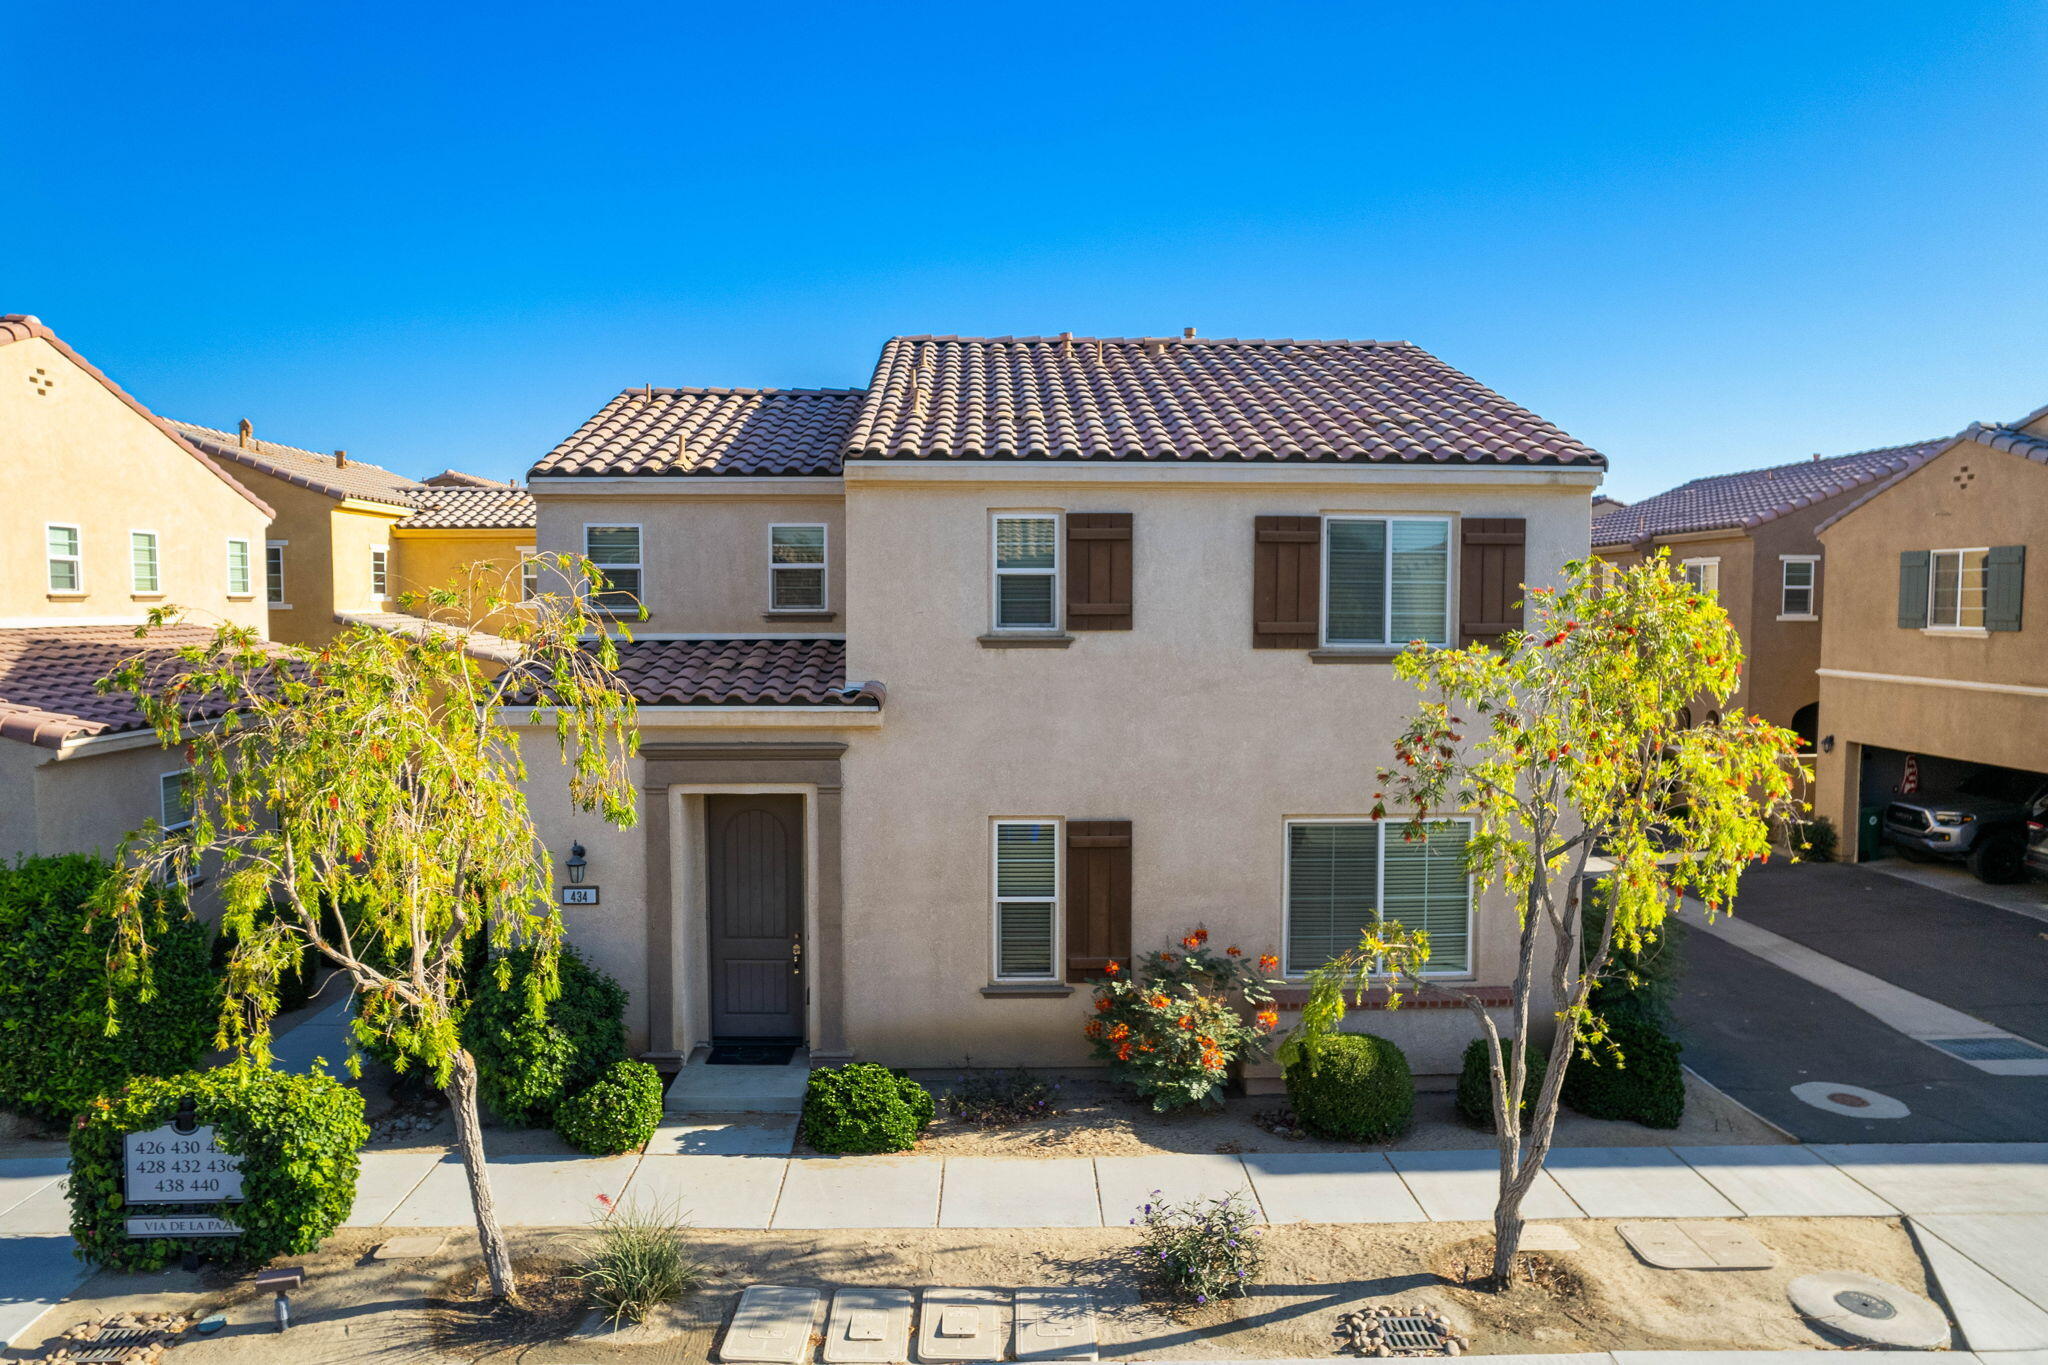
[1491,1199,1525,1284]
[446,1048,519,1302]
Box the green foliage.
[463,945,628,1127]
[0,855,217,1123]
[1283,1032,1414,1141]
[1134,1190,1264,1305]
[212,898,327,1016]
[555,1061,664,1155]
[1562,1011,1685,1127]
[1793,814,1838,863]
[1085,930,1280,1112]
[800,1064,932,1154]
[1457,1038,1548,1131]
[69,1062,367,1272]
[578,1196,704,1324]
[1583,891,1686,1026]
[939,1070,1064,1128]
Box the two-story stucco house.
[521,334,1606,1081]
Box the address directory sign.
[123,1123,245,1204]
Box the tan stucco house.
[1811,406,2048,862]
[0,315,275,861]
[520,334,1607,1077]
[1592,440,1941,749]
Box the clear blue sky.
[8,2,2043,500]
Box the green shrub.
[0,854,218,1123]
[1135,1190,1263,1305]
[1282,1032,1413,1141]
[556,1061,665,1155]
[578,1196,705,1324]
[1583,891,1686,1027]
[1793,815,1838,863]
[69,1062,367,1271]
[800,1064,933,1154]
[1561,1012,1685,1128]
[1456,1038,1549,1131]
[461,944,628,1126]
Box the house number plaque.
[559,885,600,905]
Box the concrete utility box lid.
[1788,1272,1951,1349]
[1619,1220,1775,1270]
[1014,1289,1100,1362]
[372,1235,445,1261]
[824,1288,913,1363]
[719,1285,824,1364]
[916,1289,1006,1362]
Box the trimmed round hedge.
[1283,1033,1413,1141]
[1562,1013,1685,1129]
[1456,1038,1550,1132]
[556,1060,665,1155]
[70,1063,367,1271]
[800,1064,933,1154]
[462,944,628,1127]
[0,855,218,1123]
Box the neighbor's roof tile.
[1592,439,1945,547]
[608,638,864,706]
[170,420,423,509]
[396,486,537,530]
[0,625,285,749]
[530,388,867,478]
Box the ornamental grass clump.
[1133,1189,1264,1305]
[1084,930,1280,1112]
[578,1194,704,1325]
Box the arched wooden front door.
[706,794,806,1040]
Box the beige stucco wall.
[2,738,197,862]
[1597,532,1757,720]
[0,336,269,630]
[229,472,339,645]
[1813,438,2048,839]
[392,528,531,631]
[533,485,847,633]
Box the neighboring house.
[1591,494,1627,514]
[389,484,537,633]
[1592,441,1941,748]
[1811,406,2048,860]
[522,334,1605,1075]
[0,315,275,861]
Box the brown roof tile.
[420,469,512,487]
[607,638,867,706]
[169,420,423,509]
[1592,439,1944,547]
[848,335,1605,466]
[0,625,285,749]
[530,388,866,478]
[396,486,537,530]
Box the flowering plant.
[1083,928,1280,1111]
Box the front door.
[706,794,806,1040]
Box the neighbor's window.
[1323,516,1451,647]
[1928,548,1990,629]
[368,546,389,599]
[130,531,160,594]
[1284,818,1471,976]
[1780,556,1817,617]
[992,819,1059,980]
[769,524,828,611]
[518,545,539,601]
[46,524,82,592]
[160,771,193,831]
[992,514,1059,631]
[266,542,287,604]
[585,525,642,611]
[226,538,253,595]
[1681,558,1720,597]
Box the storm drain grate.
[1383,1316,1447,1351]
[1925,1036,2048,1062]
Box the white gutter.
[1817,667,2048,700]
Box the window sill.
[227,594,257,602]
[46,591,87,601]
[764,611,837,623]
[978,633,1073,649]
[130,593,165,601]
[1923,626,1989,638]
[1776,614,1818,623]
[1309,649,1398,664]
[980,982,1075,998]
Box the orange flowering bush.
[1084,928,1279,1111]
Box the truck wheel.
[1969,833,2026,885]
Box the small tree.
[1283,551,1802,1285]
[96,555,638,1301]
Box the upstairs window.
[368,546,389,599]
[585,525,642,612]
[46,524,82,592]
[1681,558,1720,597]
[518,546,539,601]
[226,538,253,596]
[130,531,160,594]
[1284,818,1472,976]
[160,770,193,831]
[1928,548,1989,629]
[1780,556,1817,618]
[769,524,828,612]
[266,543,287,605]
[992,514,1059,631]
[1323,516,1451,647]
[992,819,1059,981]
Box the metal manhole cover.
[1834,1289,1897,1320]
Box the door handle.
[791,935,803,977]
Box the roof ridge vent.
[334,449,348,469]
[237,418,252,448]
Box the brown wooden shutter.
[1253,516,1320,648]
[1065,819,1131,982]
[1066,513,1133,630]
[1459,518,1527,646]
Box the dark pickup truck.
[1884,781,2048,884]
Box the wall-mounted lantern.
[565,842,588,885]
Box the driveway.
[1672,861,2048,1143]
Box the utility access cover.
[916,1289,1005,1362]
[718,1285,823,1365]
[824,1288,913,1364]
[1014,1289,1099,1362]
[1788,1272,1950,1349]
[1619,1220,1775,1270]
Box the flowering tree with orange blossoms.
[1283,552,1804,1286]
[1085,930,1280,1111]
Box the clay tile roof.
[169,420,423,509]
[336,611,523,664]
[1815,408,2048,535]
[0,316,274,519]
[607,638,869,706]
[1592,439,1946,548]
[847,335,1605,466]
[530,388,868,478]
[0,625,286,749]
[395,486,537,530]
[420,469,512,488]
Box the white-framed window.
[368,546,389,599]
[768,524,828,612]
[992,818,1060,981]
[226,538,252,596]
[1283,817,1472,977]
[1322,515,1452,647]
[1779,555,1818,619]
[160,770,193,831]
[1928,547,1990,629]
[46,524,82,593]
[584,524,642,612]
[1681,557,1720,597]
[518,545,539,601]
[991,514,1060,631]
[130,531,160,594]
[266,542,288,606]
